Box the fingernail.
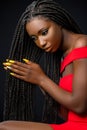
[10,72,15,76]
[4,67,8,70]
[9,60,15,63]
[23,58,29,63]
[7,66,11,69]
[6,59,9,62]
[3,62,12,66]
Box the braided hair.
[3,0,82,123]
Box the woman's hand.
[3,59,46,85]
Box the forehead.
[26,17,53,35]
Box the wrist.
[39,75,48,88]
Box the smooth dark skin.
[2,17,87,130]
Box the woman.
[2,0,87,129]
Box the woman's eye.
[31,36,37,41]
[42,29,48,36]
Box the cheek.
[50,32,59,43]
[51,31,62,49]
[34,41,41,48]
[50,28,59,41]
[54,29,62,43]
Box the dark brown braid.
[3,0,82,123]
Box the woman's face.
[26,17,62,52]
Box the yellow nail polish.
[4,67,8,70]
[6,59,9,62]
[9,60,15,63]
[7,66,11,69]
[23,58,29,63]
[3,62,12,66]
[10,72,15,76]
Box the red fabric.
[50,47,87,129]
[60,46,87,73]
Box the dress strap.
[60,47,87,73]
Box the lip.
[45,47,52,52]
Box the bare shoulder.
[74,34,87,48]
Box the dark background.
[0,0,87,122]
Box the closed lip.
[45,47,52,52]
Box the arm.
[40,58,87,114]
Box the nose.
[38,37,46,48]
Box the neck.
[60,29,76,56]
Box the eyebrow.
[30,27,48,37]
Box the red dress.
[50,47,87,130]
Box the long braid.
[28,0,81,34]
[4,0,82,123]
[3,1,43,121]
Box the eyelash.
[31,36,37,41]
[42,29,48,36]
[31,29,48,41]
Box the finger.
[23,58,33,65]
[7,66,11,69]
[3,62,12,67]
[9,66,26,76]
[3,60,29,69]
[11,63,28,72]
[3,66,8,70]
[3,60,32,74]
[12,61,31,69]
[10,72,25,80]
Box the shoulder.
[74,34,87,49]
[72,34,87,76]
